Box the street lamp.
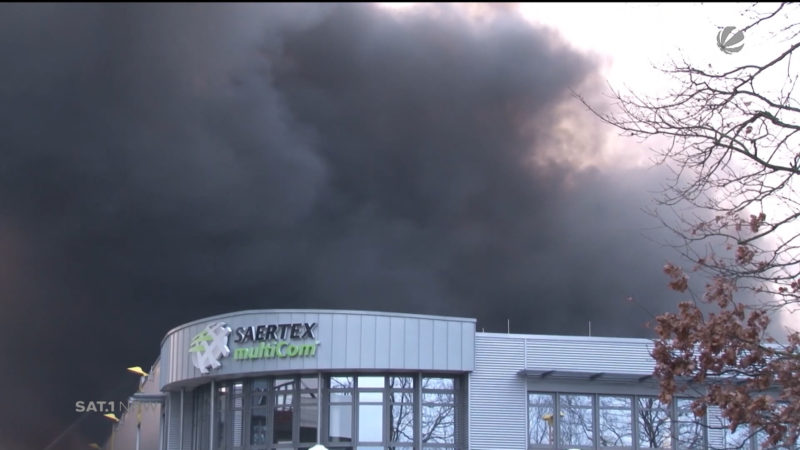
[125,367,148,450]
[102,413,119,450]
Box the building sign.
[232,322,318,360]
[189,321,318,373]
[189,322,232,374]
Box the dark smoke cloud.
[0,4,684,447]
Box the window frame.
[527,391,707,450]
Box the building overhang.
[518,369,656,383]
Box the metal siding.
[524,335,654,375]
[463,321,475,370]
[433,320,448,367]
[470,335,527,450]
[404,319,419,368]
[159,310,476,389]
[374,315,391,368]
[181,389,194,450]
[448,321,462,371]
[390,317,405,368]
[317,313,334,368]
[707,405,726,448]
[331,314,349,368]
[346,314,361,368]
[419,319,434,370]
[360,314,377,369]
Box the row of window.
[193,374,463,450]
[528,392,704,449]
[528,392,800,450]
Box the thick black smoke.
[0,4,683,448]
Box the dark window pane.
[273,404,293,444]
[253,380,268,407]
[250,408,268,445]
[274,378,295,390]
[299,391,318,444]
[215,386,227,450]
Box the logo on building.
[189,322,232,374]
[716,26,744,54]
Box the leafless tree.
[580,3,800,447]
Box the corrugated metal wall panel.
[419,319,434,370]
[404,319,419,368]
[166,391,181,450]
[707,405,727,449]
[360,314,377,368]
[470,335,527,450]
[182,389,194,450]
[390,316,405,368]
[346,314,362,368]
[462,322,474,370]
[375,315,391,368]
[159,310,476,389]
[524,335,655,375]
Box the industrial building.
[105,309,760,450]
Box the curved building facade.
[106,309,756,450]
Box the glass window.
[528,393,555,446]
[389,386,414,444]
[273,403,293,443]
[193,385,211,450]
[215,385,228,450]
[358,404,384,442]
[300,377,319,390]
[675,398,704,450]
[637,397,671,448]
[714,416,752,450]
[598,395,632,448]
[250,407,268,445]
[421,403,455,444]
[422,377,454,390]
[253,379,268,407]
[559,394,594,448]
[232,383,243,448]
[331,376,355,390]
[421,377,456,445]
[389,376,414,389]
[329,404,353,442]
[298,391,318,444]
[358,376,385,388]
[358,392,382,402]
[390,403,415,443]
